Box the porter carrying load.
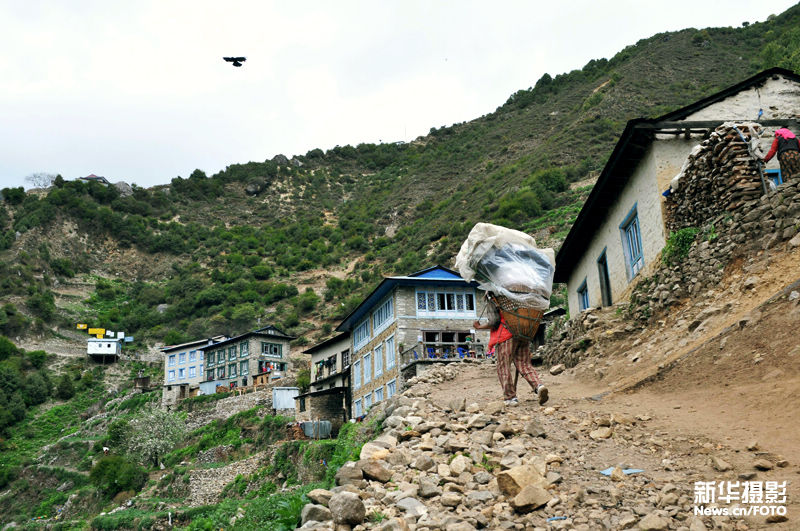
[455,222,555,341]
[458,222,555,405]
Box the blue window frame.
[620,204,644,279]
[577,278,589,311]
[354,320,370,350]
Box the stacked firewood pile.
[665,122,765,232]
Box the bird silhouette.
[223,56,247,67]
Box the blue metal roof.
[335,265,479,332]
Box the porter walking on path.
[474,293,548,406]
[763,127,800,180]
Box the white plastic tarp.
[455,223,555,310]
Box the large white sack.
[455,223,555,310]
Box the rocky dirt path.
[428,362,798,530]
[298,361,795,530]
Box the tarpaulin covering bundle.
[455,223,556,312]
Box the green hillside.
[1,4,800,348]
[2,4,800,528]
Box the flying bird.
[223,56,247,67]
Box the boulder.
[450,455,472,476]
[525,420,546,438]
[328,491,366,525]
[411,454,435,471]
[418,477,441,498]
[358,459,393,483]
[753,458,774,470]
[710,456,732,472]
[306,488,334,506]
[440,492,462,507]
[377,518,411,531]
[510,484,551,512]
[301,504,332,525]
[590,427,613,440]
[113,181,134,197]
[496,464,547,497]
[360,442,390,461]
[396,497,428,518]
[334,462,364,486]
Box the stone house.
[199,325,295,391]
[161,335,226,406]
[294,332,351,429]
[336,266,490,419]
[555,67,800,317]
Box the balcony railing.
[400,341,486,367]
[314,367,338,381]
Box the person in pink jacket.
[763,127,800,181]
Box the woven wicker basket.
[492,294,544,342]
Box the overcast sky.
[1,1,796,190]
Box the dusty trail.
[427,361,798,529]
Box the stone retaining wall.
[544,178,800,368]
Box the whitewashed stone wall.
[565,74,800,316]
[567,146,666,315]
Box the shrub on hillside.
[90,455,147,498]
[27,350,47,369]
[56,373,75,400]
[0,335,17,361]
[23,372,52,406]
[107,419,130,448]
[0,304,29,336]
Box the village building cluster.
[152,68,800,433]
[159,266,492,429]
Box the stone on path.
[753,458,774,470]
[510,484,551,512]
[638,513,670,530]
[496,464,547,497]
[710,455,732,472]
[590,427,613,440]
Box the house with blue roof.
[335,265,490,418]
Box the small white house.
[87,338,121,356]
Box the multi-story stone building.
[162,335,226,406]
[295,332,351,429]
[199,325,295,391]
[336,266,489,419]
